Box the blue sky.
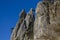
[0,0,41,40]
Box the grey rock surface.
[10,0,60,40]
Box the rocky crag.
[10,0,60,40]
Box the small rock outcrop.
[10,0,60,40]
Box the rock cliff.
[10,0,60,40]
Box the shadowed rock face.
[24,8,35,40]
[11,0,60,40]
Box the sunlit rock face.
[10,0,60,40]
[34,0,60,40]
[10,8,35,40]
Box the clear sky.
[0,0,41,40]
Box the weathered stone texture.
[10,0,60,40]
[34,0,60,40]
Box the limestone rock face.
[10,0,60,40]
[10,9,27,40]
[34,0,60,40]
[24,8,35,40]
